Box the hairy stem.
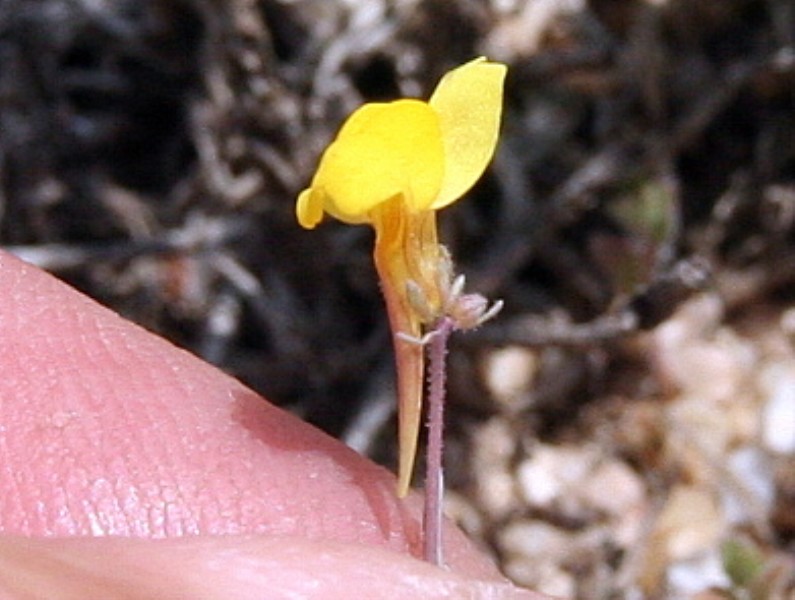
[423,316,454,566]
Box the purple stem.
[423,316,454,566]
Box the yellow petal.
[428,57,507,209]
[296,187,325,229]
[311,100,445,223]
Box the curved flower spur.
[297,57,506,565]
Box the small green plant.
[722,537,792,600]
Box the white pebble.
[760,362,795,454]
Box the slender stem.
[423,316,454,566]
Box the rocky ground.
[0,0,792,597]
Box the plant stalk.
[423,316,454,566]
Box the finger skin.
[0,535,555,600]
[0,251,547,594]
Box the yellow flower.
[297,57,506,496]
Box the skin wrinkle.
[106,457,148,535]
[99,330,195,538]
[61,466,91,536]
[92,478,131,535]
[0,421,27,534]
[52,408,115,535]
[80,315,206,537]
[113,474,150,537]
[35,316,115,535]
[82,499,104,536]
[53,441,91,535]
[133,394,190,538]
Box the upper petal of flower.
[296,100,445,228]
[428,57,507,210]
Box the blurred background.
[0,0,792,597]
